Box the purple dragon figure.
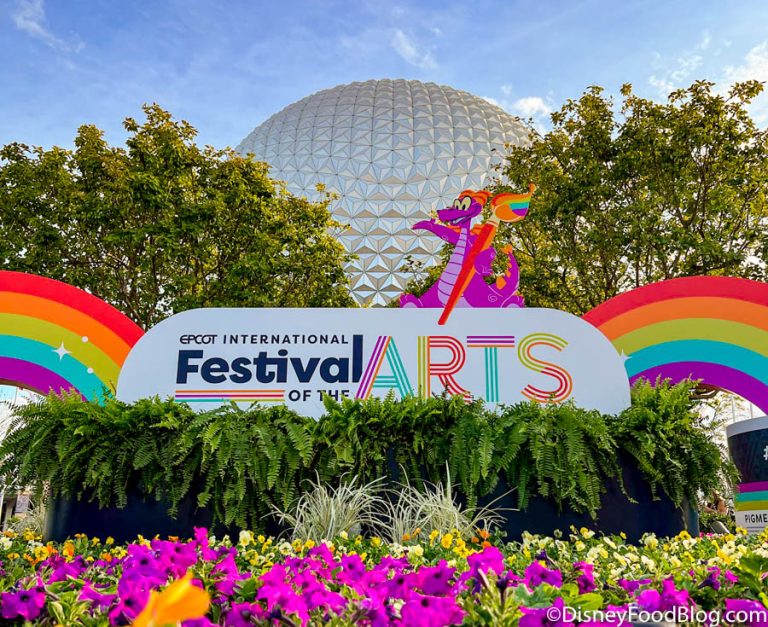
[400,189,525,309]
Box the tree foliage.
[491,80,768,314]
[0,104,354,328]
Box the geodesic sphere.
[236,79,529,305]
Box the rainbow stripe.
[175,390,285,403]
[734,482,768,512]
[583,277,768,413]
[0,271,143,399]
[490,183,535,223]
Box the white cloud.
[722,41,768,123]
[12,0,80,53]
[511,96,552,118]
[390,29,437,70]
[647,31,711,97]
[723,41,768,83]
[483,89,553,132]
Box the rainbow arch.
[0,271,144,399]
[583,276,768,414]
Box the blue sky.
[1,0,768,149]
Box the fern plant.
[612,379,737,510]
[0,380,733,531]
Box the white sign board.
[116,308,631,417]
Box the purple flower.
[257,565,309,623]
[400,591,464,626]
[467,546,505,578]
[193,527,217,562]
[337,554,367,585]
[1,586,46,621]
[636,578,690,612]
[212,553,243,596]
[223,602,267,626]
[520,598,573,627]
[384,570,412,600]
[152,539,198,577]
[724,570,739,584]
[307,543,335,567]
[618,577,651,594]
[108,575,152,625]
[182,619,217,627]
[724,599,768,627]
[414,560,456,595]
[79,582,117,611]
[357,597,390,627]
[524,561,563,589]
[574,561,597,593]
[698,566,721,591]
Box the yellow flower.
[132,571,210,627]
[7,552,19,560]
[91,537,101,546]
[106,537,114,546]
[441,534,454,549]
[409,545,424,557]
[413,528,422,536]
[304,539,315,550]
[371,537,381,548]
[575,541,586,551]
[257,535,266,543]
[239,530,254,546]
[676,530,691,540]
[402,533,411,542]
[23,531,36,541]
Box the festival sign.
[115,307,631,417]
[726,416,768,534]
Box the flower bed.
[1,527,767,626]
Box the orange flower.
[482,541,491,549]
[479,529,490,540]
[132,571,210,627]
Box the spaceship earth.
[237,79,530,305]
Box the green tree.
[0,105,354,328]
[491,80,768,314]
